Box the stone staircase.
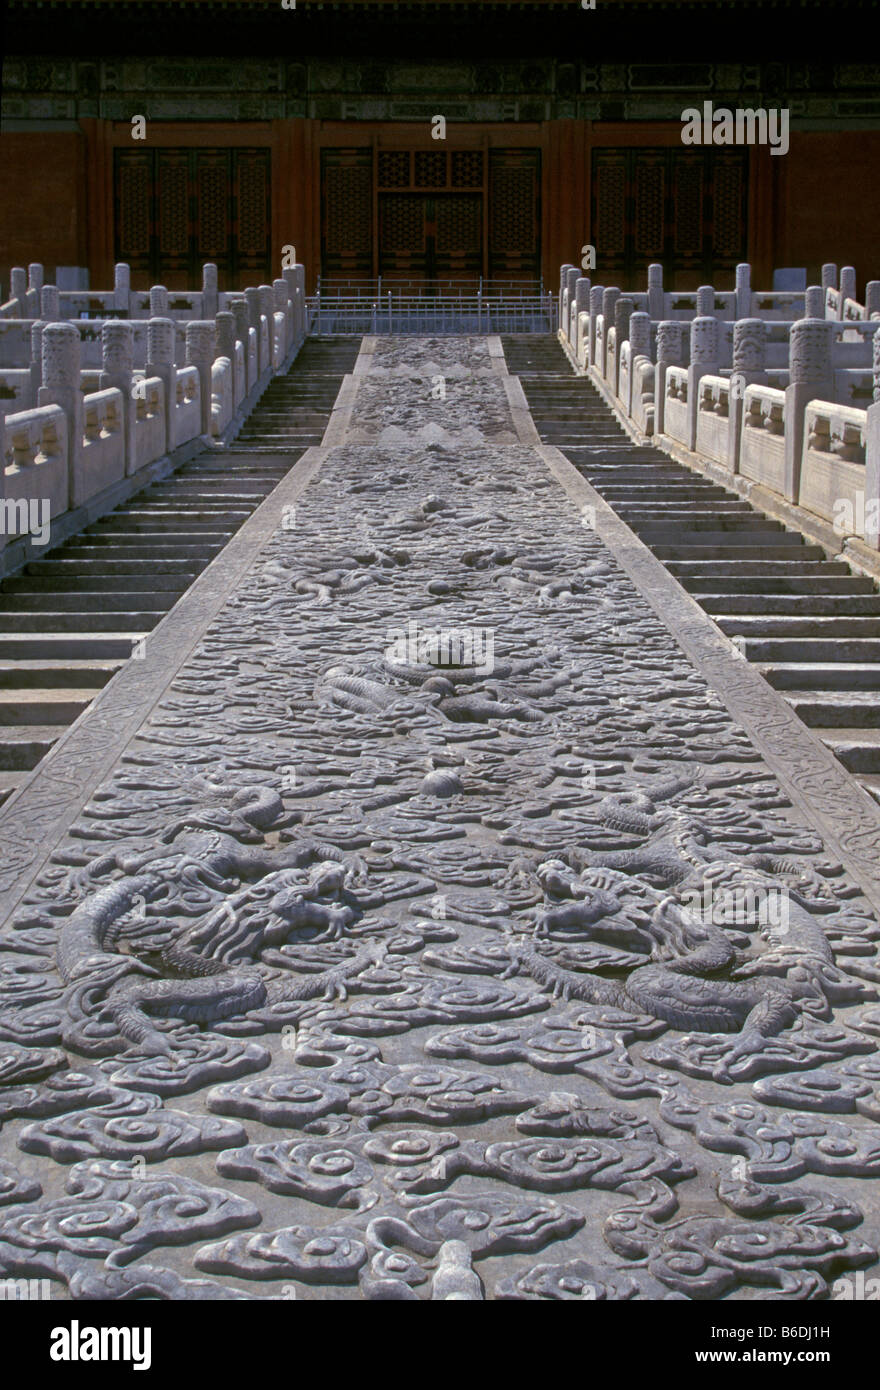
[502,333,880,805]
[0,336,361,806]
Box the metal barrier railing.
[315,276,544,299]
[306,293,556,335]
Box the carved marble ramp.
[1,336,880,1302]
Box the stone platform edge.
[0,444,333,927]
[556,329,880,587]
[536,437,880,913]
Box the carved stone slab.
[0,336,878,1301]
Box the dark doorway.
[114,147,271,289]
[320,145,541,288]
[592,146,748,290]
[379,193,482,283]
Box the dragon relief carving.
[0,336,878,1301]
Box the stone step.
[784,690,880,728]
[714,615,880,638]
[57,544,224,562]
[508,332,880,807]
[863,776,880,806]
[0,334,358,790]
[0,635,144,660]
[111,509,253,524]
[0,590,168,613]
[704,594,880,615]
[745,637,880,663]
[620,510,771,526]
[0,770,24,807]
[653,545,827,562]
[0,689,97,725]
[761,663,880,691]
[144,480,272,495]
[817,728,880,774]
[0,725,63,770]
[81,530,231,546]
[0,660,121,689]
[27,558,199,576]
[604,494,732,506]
[634,525,796,545]
[88,519,240,535]
[7,575,188,594]
[667,560,853,576]
[0,611,160,633]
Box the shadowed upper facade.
[2,0,879,294]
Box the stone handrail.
[559,261,880,554]
[0,263,308,567]
[1,404,68,544]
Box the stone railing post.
[100,320,136,475]
[696,285,715,318]
[149,285,169,318]
[114,262,131,314]
[244,287,262,374]
[202,263,219,319]
[9,268,27,317]
[600,288,620,379]
[647,263,664,320]
[231,300,251,391]
[296,263,306,343]
[839,266,857,310]
[784,318,834,503]
[866,327,880,548]
[559,263,575,332]
[804,285,824,318]
[735,263,751,320]
[0,411,5,536]
[40,285,59,322]
[185,321,216,437]
[627,311,651,416]
[866,282,880,320]
[655,321,684,437]
[215,311,237,406]
[574,277,590,359]
[27,263,43,315]
[283,264,306,347]
[612,297,633,397]
[821,263,838,292]
[258,285,275,371]
[29,320,45,406]
[146,316,176,449]
[38,322,82,510]
[563,267,579,345]
[588,284,605,369]
[727,318,767,472]
[273,278,290,357]
[687,316,719,450]
[821,263,837,319]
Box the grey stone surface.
[1,337,879,1301]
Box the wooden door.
[114,147,271,289]
[592,147,748,289]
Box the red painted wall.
[0,132,87,298]
[777,132,880,295]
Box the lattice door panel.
[114,148,271,289]
[591,147,748,289]
[379,195,429,279]
[434,195,482,279]
[379,194,482,283]
[115,154,151,263]
[488,149,541,282]
[321,149,373,280]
